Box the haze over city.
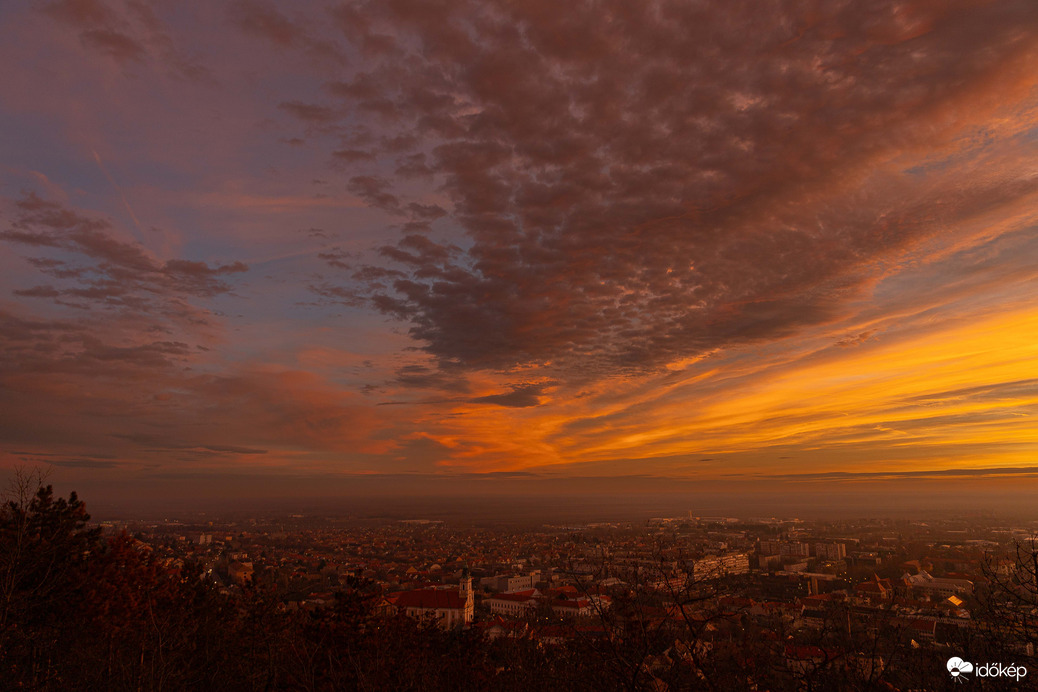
[3,0,1038,516]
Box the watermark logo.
[947,657,973,682]
[947,656,1028,683]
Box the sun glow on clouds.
[417,302,1038,477]
[2,0,1038,498]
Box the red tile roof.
[553,598,592,610]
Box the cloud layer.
[315,0,1038,375]
[1,0,1037,495]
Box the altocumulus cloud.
[299,0,1038,379]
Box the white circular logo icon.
[947,657,974,679]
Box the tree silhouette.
[0,477,102,686]
[979,534,1038,666]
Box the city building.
[760,540,811,558]
[485,589,539,618]
[480,571,541,592]
[901,571,974,599]
[814,542,846,561]
[692,553,750,581]
[391,570,475,629]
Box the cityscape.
[4,483,1036,689]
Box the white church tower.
[459,567,474,625]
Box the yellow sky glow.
[427,306,1038,478]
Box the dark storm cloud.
[315,0,1038,376]
[2,193,248,308]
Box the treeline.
[2,485,1036,691]
[0,485,660,690]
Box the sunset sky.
[3,0,1038,510]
